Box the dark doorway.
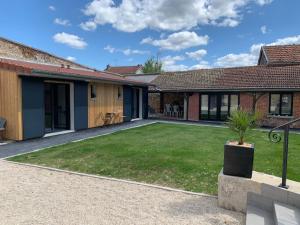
[44,82,70,133]
[200,93,239,121]
[132,88,140,119]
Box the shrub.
[227,110,258,145]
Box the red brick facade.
[188,93,199,121]
[149,91,300,128]
[240,92,300,128]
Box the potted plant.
[223,110,258,178]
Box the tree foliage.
[142,57,163,73]
[227,109,259,145]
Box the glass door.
[200,93,239,121]
[44,83,53,133]
[209,95,218,120]
[220,94,229,120]
[44,82,70,133]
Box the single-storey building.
[0,58,149,141]
[126,44,300,128]
[105,65,144,75]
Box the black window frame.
[90,84,97,99]
[199,93,240,121]
[117,87,122,99]
[269,93,293,116]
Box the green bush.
[227,110,258,145]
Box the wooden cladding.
[0,69,23,140]
[88,83,123,128]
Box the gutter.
[20,69,151,87]
[150,88,300,93]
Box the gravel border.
[0,160,244,225]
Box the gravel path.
[0,161,244,225]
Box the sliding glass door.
[44,82,70,133]
[200,93,239,121]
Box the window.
[90,84,96,99]
[230,94,239,113]
[269,93,293,116]
[117,87,122,99]
[200,93,239,120]
[200,95,208,120]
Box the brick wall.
[148,93,160,113]
[188,93,199,121]
[240,92,300,128]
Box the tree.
[142,57,163,73]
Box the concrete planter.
[223,142,254,178]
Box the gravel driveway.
[0,160,244,225]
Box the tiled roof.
[151,65,300,91]
[0,37,92,70]
[105,65,143,74]
[262,45,300,65]
[0,58,149,86]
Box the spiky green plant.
[228,110,258,145]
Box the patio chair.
[0,117,7,141]
[164,104,172,117]
[173,105,180,118]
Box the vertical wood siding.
[0,69,22,140]
[88,83,123,128]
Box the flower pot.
[223,141,254,178]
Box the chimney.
[61,64,65,68]
[66,65,70,69]
[106,64,110,70]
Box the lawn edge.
[3,159,217,198]
[2,121,158,160]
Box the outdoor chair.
[173,105,180,118]
[0,117,7,141]
[164,104,172,117]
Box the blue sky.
[0,0,300,71]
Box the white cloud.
[186,49,207,60]
[104,45,149,55]
[54,18,71,26]
[80,21,97,31]
[189,61,210,70]
[161,55,187,71]
[66,56,76,61]
[255,0,273,5]
[214,35,300,67]
[215,53,257,67]
[260,25,267,34]
[81,0,273,32]
[53,32,87,49]
[104,45,116,53]
[270,35,300,45]
[122,48,149,55]
[49,5,56,11]
[141,31,209,51]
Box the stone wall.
[0,38,89,69]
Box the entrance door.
[200,93,239,121]
[44,82,70,133]
[132,88,140,119]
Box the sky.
[0,0,300,71]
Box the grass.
[8,123,300,195]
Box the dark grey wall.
[123,85,133,122]
[22,77,45,139]
[142,87,148,119]
[123,85,149,121]
[74,81,88,130]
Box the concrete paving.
[0,120,155,159]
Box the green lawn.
[8,123,300,195]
